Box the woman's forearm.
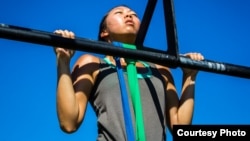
[177,52,203,124]
[177,74,196,124]
[56,59,79,132]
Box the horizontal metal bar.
[0,24,250,79]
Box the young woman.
[54,5,204,141]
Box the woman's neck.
[107,34,136,44]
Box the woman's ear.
[100,29,109,39]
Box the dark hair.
[98,14,108,41]
[97,4,131,41]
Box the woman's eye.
[115,11,122,14]
[131,13,138,17]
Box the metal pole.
[0,24,250,79]
[134,0,157,48]
[163,0,179,59]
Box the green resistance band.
[122,43,146,141]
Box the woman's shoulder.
[71,54,102,78]
[74,54,101,66]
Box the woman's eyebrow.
[112,7,134,12]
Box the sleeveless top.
[89,58,167,141]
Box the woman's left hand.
[181,52,204,76]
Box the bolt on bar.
[0,24,250,79]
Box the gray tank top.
[89,58,167,141]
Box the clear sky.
[0,0,250,140]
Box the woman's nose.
[125,14,132,19]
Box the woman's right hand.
[53,29,75,61]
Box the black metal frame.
[0,0,250,79]
[135,0,179,68]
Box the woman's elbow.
[60,123,78,133]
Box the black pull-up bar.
[0,23,250,79]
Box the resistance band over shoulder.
[113,42,146,141]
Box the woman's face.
[101,6,141,43]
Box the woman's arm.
[56,52,80,133]
[177,53,204,124]
[56,54,99,133]
[157,52,204,133]
[54,30,99,133]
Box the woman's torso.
[89,58,167,141]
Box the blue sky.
[0,0,250,140]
